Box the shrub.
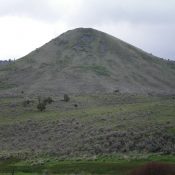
[64,94,70,102]
[74,104,78,108]
[37,96,46,112]
[22,98,33,107]
[37,97,53,112]
[37,102,46,112]
[22,100,31,107]
[114,89,120,93]
[43,97,54,104]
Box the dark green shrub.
[22,98,34,107]
[22,100,30,107]
[37,96,46,112]
[74,104,78,107]
[37,96,53,112]
[37,102,46,112]
[64,94,70,102]
[114,89,120,93]
[43,97,54,104]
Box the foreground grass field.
[0,93,174,174]
[0,154,175,175]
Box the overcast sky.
[0,0,175,60]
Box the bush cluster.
[22,98,34,107]
[37,96,54,112]
[64,94,70,102]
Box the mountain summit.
[0,28,175,95]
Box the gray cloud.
[1,0,175,24]
[63,0,175,25]
[0,0,63,22]
[0,0,174,60]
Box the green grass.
[0,154,175,175]
[0,94,174,133]
[1,96,174,125]
[0,82,16,90]
[168,127,175,134]
[77,65,110,76]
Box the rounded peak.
[53,28,102,45]
[67,27,100,33]
[59,28,104,39]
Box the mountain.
[0,28,175,162]
[0,60,9,65]
[0,28,175,95]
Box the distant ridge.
[0,60,10,65]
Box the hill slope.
[0,94,175,157]
[0,28,175,95]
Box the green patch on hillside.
[168,127,175,134]
[78,65,110,76]
[0,82,16,90]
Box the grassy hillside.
[0,93,175,174]
[0,93,174,157]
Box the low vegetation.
[78,65,110,76]
[0,155,175,175]
[63,94,70,102]
[0,93,174,174]
[37,96,54,111]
